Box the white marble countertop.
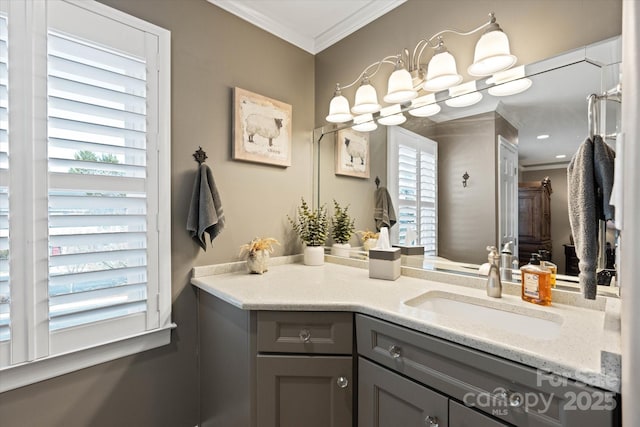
[191,257,621,393]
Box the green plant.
[330,200,355,244]
[287,197,328,246]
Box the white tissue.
[376,227,391,249]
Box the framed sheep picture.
[335,128,370,178]
[233,87,292,167]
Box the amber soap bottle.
[520,254,552,306]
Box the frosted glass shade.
[409,94,441,117]
[383,68,418,104]
[486,65,532,96]
[424,51,463,92]
[352,113,377,132]
[445,81,482,107]
[326,94,353,123]
[352,83,381,114]
[468,30,517,76]
[378,104,407,126]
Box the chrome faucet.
[486,246,502,298]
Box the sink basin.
[403,291,563,340]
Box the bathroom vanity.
[192,259,620,427]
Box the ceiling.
[207,0,407,54]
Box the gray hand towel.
[187,164,225,250]
[374,186,397,231]
[567,136,615,299]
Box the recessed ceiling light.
[537,134,550,140]
[555,154,567,159]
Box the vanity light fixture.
[487,65,532,96]
[326,12,517,125]
[445,81,483,108]
[409,94,441,117]
[352,113,378,132]
[378,104,407,126]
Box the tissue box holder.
[369,248,401,280]
[393,245,424,256]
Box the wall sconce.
[326,12,518,127]
[462,171,470,187]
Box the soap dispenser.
[486,246,502,298]
[500,241,513,282]
[520,253,552,306]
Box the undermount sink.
[403,291,563,340]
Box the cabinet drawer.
[356,314,618,426]
[258,311,353,354]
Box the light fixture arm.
[337,55,398,91]
[412,12,497,70]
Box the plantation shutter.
[388,127,438,256]
[45,0,161,353]
[0,0,170,391]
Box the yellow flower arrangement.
[239,237,280,257]
[356,230,379,242]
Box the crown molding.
[313,0,407,53]
[208,0,406,55]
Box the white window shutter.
[388,126,438,256]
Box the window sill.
[0,322,177,393]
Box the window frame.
[0,0,172,393]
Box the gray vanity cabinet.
[356,314,619,427]
[359,357,448,426]
[197,291,354,427]
[255,311,354,427]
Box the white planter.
[246,249,270,274]
[363,239,378,252]
[331,243,351,258]
[304,245,324,266]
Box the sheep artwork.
[245,114,283,147]
[344,137,367,166]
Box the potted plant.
[287,197,328,265]
[239,237,280,274]
[357,230,379,252]
[330,200,356,257]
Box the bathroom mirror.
[313,36,621,290]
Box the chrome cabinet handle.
[424,415,439,426]
[299,328,311,343]
[498,389,523,407]
[388,345,402,359]
[336,376,349,389]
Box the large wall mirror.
[313,36,621,289]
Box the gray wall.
[522,168,570,274]
[0,0,314,426]
[314,0,622,258]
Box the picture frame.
[233,87,292,167]
[335,128,370,178]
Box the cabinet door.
[449,400,508,427]
[358,357,448,427]
[256,354,352,427]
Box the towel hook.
[375,176,380,189]
[193,146,208,165]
